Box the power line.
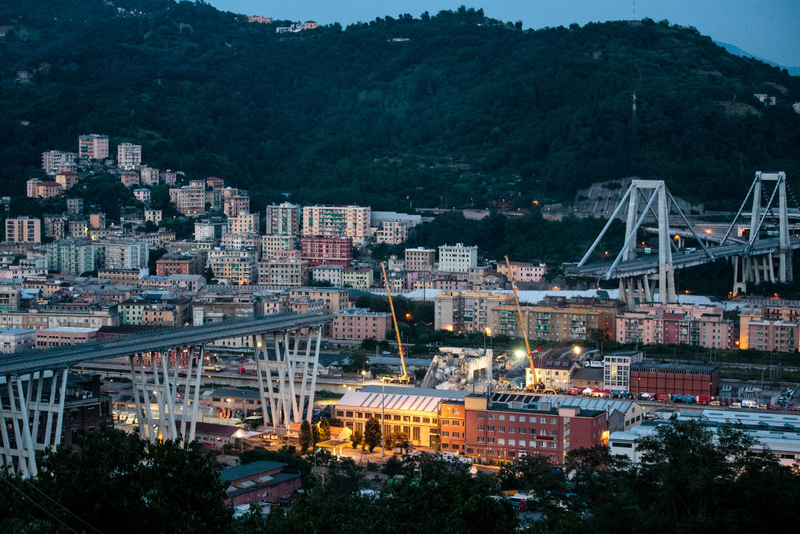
[23,479,104,534]
[0,475,80,534]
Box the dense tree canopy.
[0,1,798,211]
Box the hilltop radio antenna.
[633,0,636,21]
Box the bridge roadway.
[0,313,333,376]
[567,236,800,279]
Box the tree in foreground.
[0,425,233,534]
[319,417,332,441]
[363,417,381,452]
[351,429,363,449]
[298,420,313,453]
[586,419,800,533]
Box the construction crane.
[663,395,680,412]
[505,256,547,392]
[380,262,412,384]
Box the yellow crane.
[380,262,411,384]
[505,256,546,391]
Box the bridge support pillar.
[0,369,68,475]
[128,350,183,443]
[251,326,323,434]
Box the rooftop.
[337,390,465,413]
[632,362,719,372]
[219,460,287,483]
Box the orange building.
[439,400,467,453]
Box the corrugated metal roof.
[337,391,460,413]
[492,393,636,414]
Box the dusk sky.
[206,0,800,67]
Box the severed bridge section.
[567,172,800,308]
[0,312,332,475]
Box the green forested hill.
[1,0,798,210]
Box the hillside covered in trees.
[0,0,798,210]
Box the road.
[0,313,333,375]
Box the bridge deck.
[0,313,333,376]
[567,237,800,280]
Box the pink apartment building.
[331,308,392,340]
[496,261,548,283]
[616,303,733,348]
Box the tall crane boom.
[505,256,541,388]
[380,262,409,380]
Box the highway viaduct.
[0,313,333,475]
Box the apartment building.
[223,195,250,217]
[257,259,309,287]
[747,319,800,352]
[491,305,607,342]
[118,295,191,327]
[0,287,21,312]
[26,178,42,198]
[496,261,547,284]
[139,165,160,185]
[404,248,436,272]
[145,209,162,225]
[133,188,150,203]
[301,205,371,245]
[44,215,68,239]
[220,233,260,255]
[205,176,224,189]
[311,265,344,286]
[342,268,374,290]
[169,185,205,216]
[117,143,142,169]
[78,134,109,160]
[265,202,301,236]
[740,307,800,350]
[332,308,392,340]
[155,252,205,276]
[207,250,257,285]
[67,198,83,215]
[46,239,101,275]
[374,220,409,245]
[195,220,226,241]
[227,213,259,235]
[261,235,298,257]
[289,288,351,314]
[120,172,139,188]
[438,243,478,273]
[36,181,62,198]
[5,217,41,243]
[435,291,514,333]
[54,171,78,190]
[301,236,353,267]
[42,151,77,175]
[98,269,145,285]
[89,213,105,229]
[616,303,733,348]
[102,240,149,270]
